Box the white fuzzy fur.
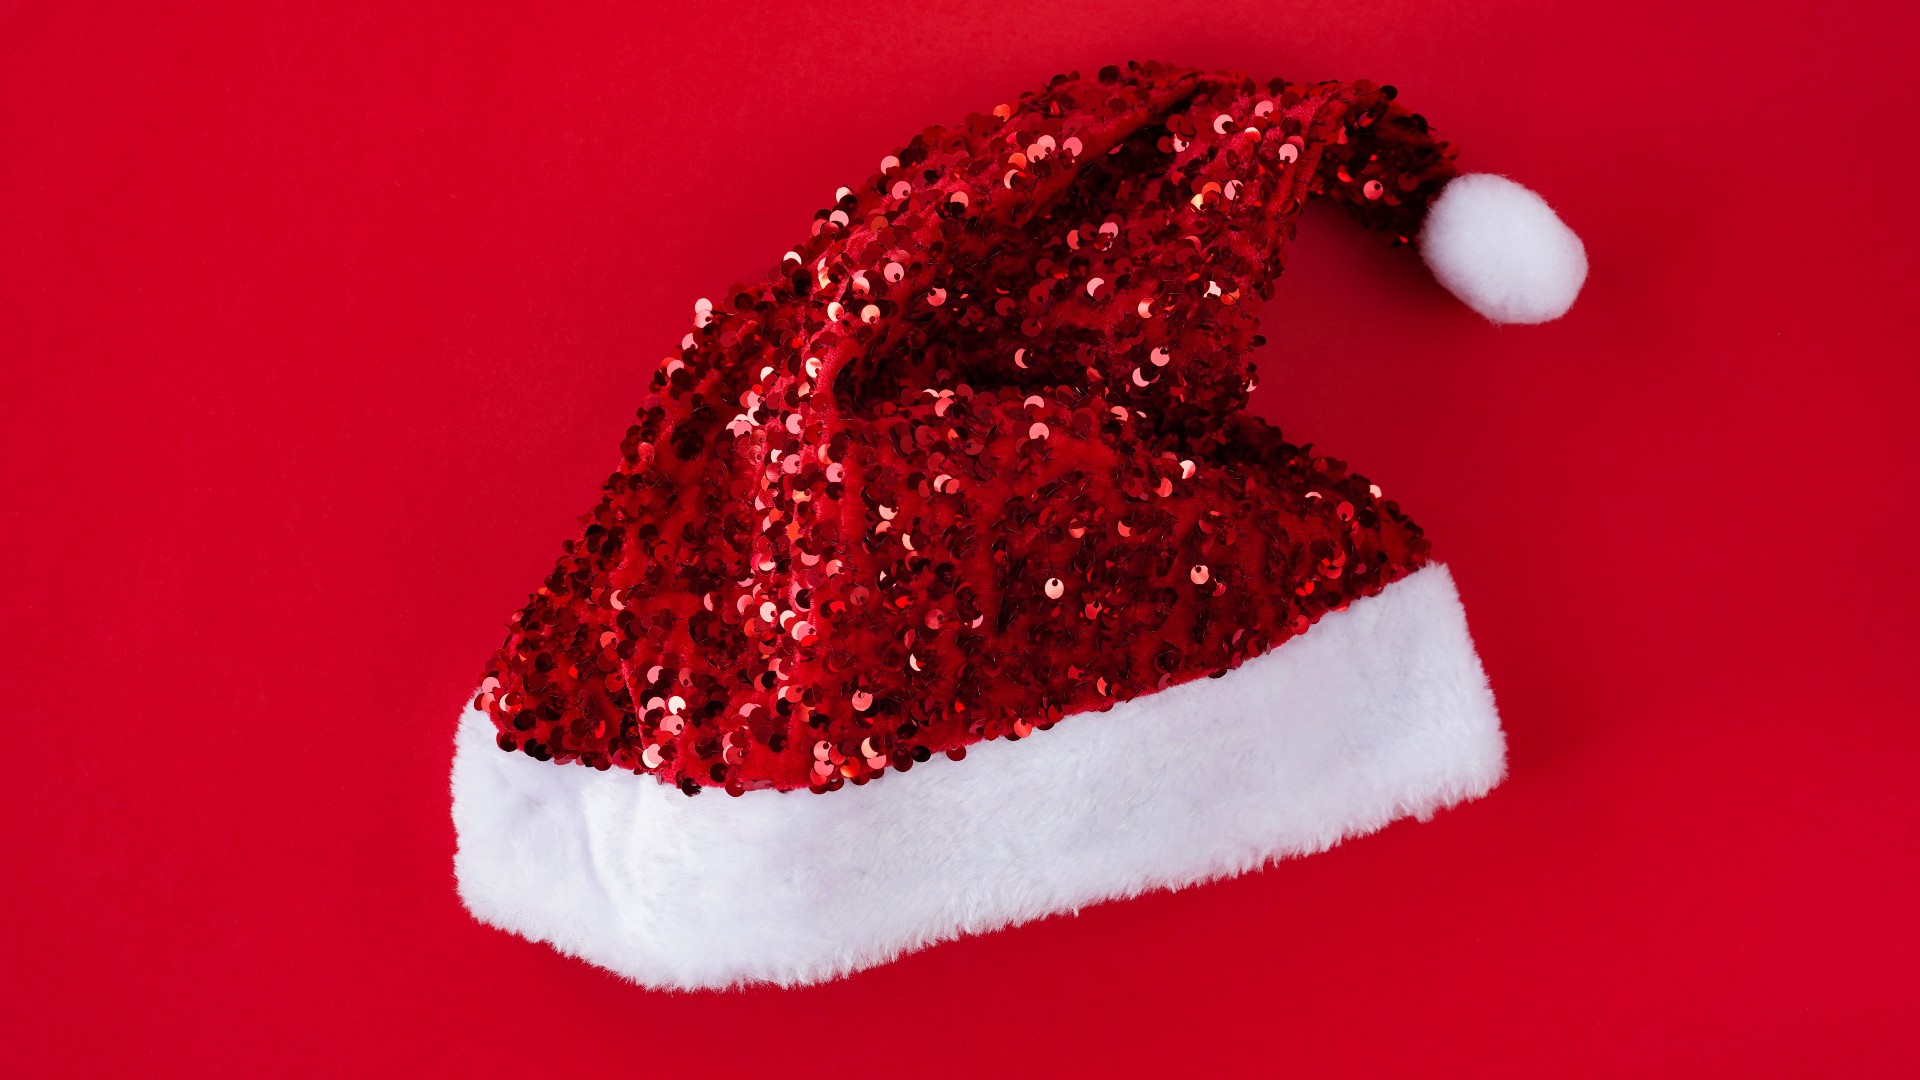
[1420,173,1587,324]
[451,564,1505,989]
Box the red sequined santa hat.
[451,61,1586,988]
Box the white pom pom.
[1419,173,1587,325]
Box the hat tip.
[1419,173,1587,325]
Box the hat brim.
[451,563,1505,990]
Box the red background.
[4,1,1917,1075]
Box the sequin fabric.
[478,62,1459,794]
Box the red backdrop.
[4,2,1917,1075]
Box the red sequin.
[478,62,1458,793]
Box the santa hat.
[451,61,1586,989]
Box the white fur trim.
[1419,173,1587,324]
[451,564,1505,989]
